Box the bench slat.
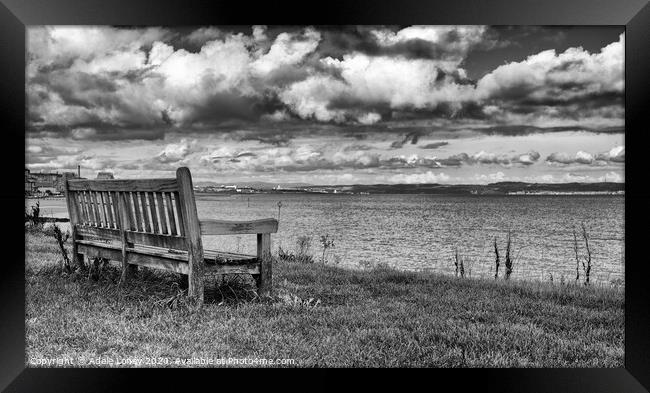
[76,225,187,250]
[173,192,185,237]
[148,192,160,233]
[200,218,278,235]
[165,192,177,236]
[103,192,115,228]
[82,192,93,226]
[123,192,136,231]
[156,192,168,234]
[140,192,152,232]
[131,192,144,232]
[90,192,101,227]
[76,192,87,224]
[111,191,120,228]
[68,178,179,192]
[77,242,189,274]
[77,240,259,274]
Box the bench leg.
[258,257,273,298]
[188,256,204,305]
[257,233,273,297]
[179,274,189,290]
[73,252,85,269]
[71,239,85,269]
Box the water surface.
[28,194,624,284]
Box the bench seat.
[76,239,261,275]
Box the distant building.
[32,172,60,188]
[96,172,114,180]
[25,168,36,194]
[25,168,82,195]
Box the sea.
[27,193,625,285]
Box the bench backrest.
[64,167,200,251]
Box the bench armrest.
[199,218,278,235]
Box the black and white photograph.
[24,24,625,368]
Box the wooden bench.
[63,167,278,305]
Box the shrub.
[277,236,315,264]
[320,234,335,264]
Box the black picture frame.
[2,0,649,390]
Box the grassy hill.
[25,227,623,367]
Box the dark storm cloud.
[226,130,294,147]
[419,142,449,149]
[343,144,373,151]
[389,132,421,149]
[470,125,624,136]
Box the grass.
[25,227,624,367]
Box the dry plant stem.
[493,237,500,280]
[505,231,513,280]
[581,223,592,286]
[51,224,71,272]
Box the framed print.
[2,0,649,390]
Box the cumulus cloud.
[475,33,624,125]
[27,26,624,141]
[433,150,541,167]
[250,28,321,77]
[27,152,118,172]
[546,146,624,165]
[25,25,625,186]
[156,139,195,163]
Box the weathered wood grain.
[91,192,102,227]
[68,178,179,192]
[257,233,272,297]
[82,192,93,225]
[117,192,130,284]
[164,192,177,236]
[64,181,84,267]
[173,192,185,237]
[140,192,152,232]
[156,192,168,234]
[104,192,114,229]
[75,224,187,250]
[131,192,144,232]
[148,192,159,234]
[77,242,189,275]
[200,218,278,235]
[176,167,204,304]
[99,192,109,228]
[110,192,120,229]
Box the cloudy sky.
[26,25,624,185]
